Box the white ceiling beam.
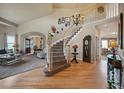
[0,17,18,27]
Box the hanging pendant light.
[72,4,82,25]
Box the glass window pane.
[102,40,108,48]
[7,36,15,43]
[8,43,14,49]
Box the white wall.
[69,23,97,62]
[17,8,77,49]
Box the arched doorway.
[83,35,91,62]
[20,32,46,54]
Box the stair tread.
[53,63,68,69]
[53,60,67,64]
[53,55,65,57]
[52,49,63,50]
[53,62,67,65]
[51,52,63,54]
[53,56,65,58]
[51,52,64,53]
[52,53,64,55]
[52,46,63,47]
[53,60,67,63]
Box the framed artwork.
[58,17,71,27]
[58,18,61,24]
[61,17,65,23]
[65,17,70,22]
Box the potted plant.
[72,45,78,52]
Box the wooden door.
[25,38,31,54]
[83,35,91,62]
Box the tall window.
[102,40,108,48]
[7,35,15,50]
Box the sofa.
[0,49,22,65]
[0,49,7,54]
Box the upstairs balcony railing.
[83,3,119,24]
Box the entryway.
[20,32,46,54]
[95,20,119,61]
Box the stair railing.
[63,24,82,64]
[45,24,81,71]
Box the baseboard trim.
[77,58,82,61]
[70,57,95,63]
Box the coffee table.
[0,54,22,65]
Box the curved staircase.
[44,25,82,76]
[52,40,68,69]
[44,40,69,76]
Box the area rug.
[0,55,46,79]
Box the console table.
[71,52,79,63]
[107,54,123,89]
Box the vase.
[74,48,77,52]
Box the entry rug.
[0,55,45,79]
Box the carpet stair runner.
[44,40,69,76]
[44,26,82,76]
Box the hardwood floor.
[0,58,107,89]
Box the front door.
[83,35,91,62]
[25,38,31,54]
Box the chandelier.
[72,13,82,25]
[58,4,84,27]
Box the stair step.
[52,48,63,50]
[52,51,64,53]
[52,46,63,49]
[52,55,65,58]
[52,53,64,56]
[51,51,64,53]
[53,55,65,59]
[53,54,64,57]
[53,56,65,60]
[53,60,67,64]
[53,59,67,63]
[53,58,66,62]
[53,62,67,67]
[55,43,63,45]
[53,62,68,69]
[52,50,63,53]
[56,42,63,44]
[53,60,67,65]
[52,44,62,47]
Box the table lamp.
[110,41,118,58]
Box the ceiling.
[53,3,92,8]
[0,3,105,25]
[0,3,53,24]
[53,3,105,14]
